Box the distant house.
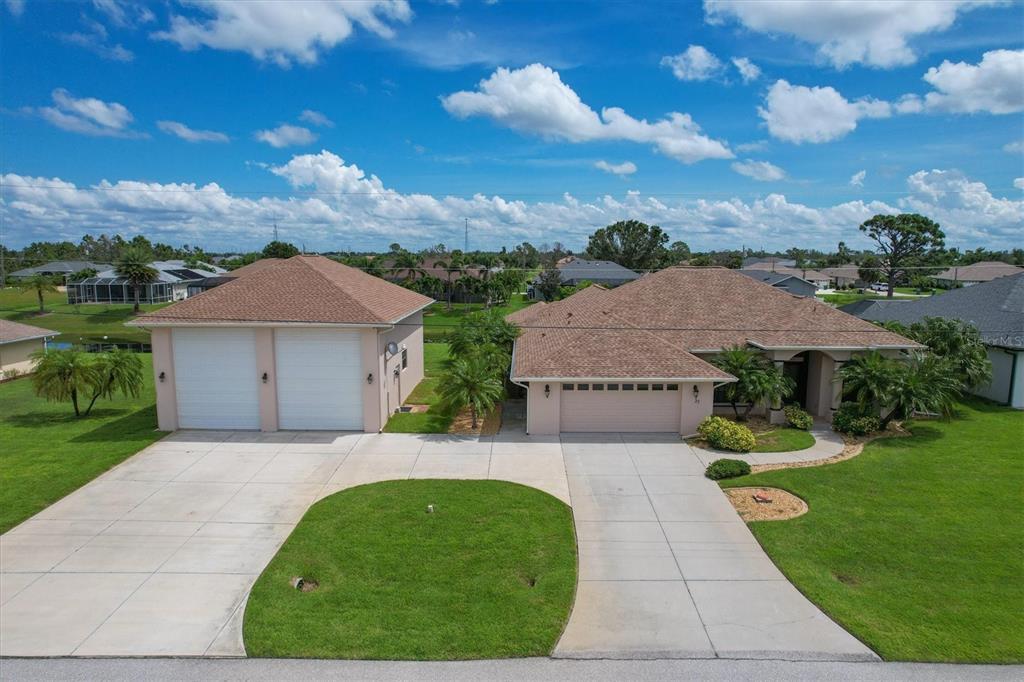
[933,261,1023,287]
[742,256,795,269]
[9,261,110,281]
[66,260,226,305]
[189,258,284,293]
[379,255,498,303]
[742,261,830,288]
[0,320,58,378]
[528,258,640,299]
[846,272,1024,409]
[737,269,818,297]
[821,264,866,289]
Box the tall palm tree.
[18,274,57,314]
[115,246,158,313]
[30,348,99,417]
[438,355,505,429]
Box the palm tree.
[30,348,99,417]
[83,349,144,416]
[711,346,773,420]
[115,246,158,313]
[741,365,796,421]
[438,355,505,429]
[837,351,896,415]
[18,274,58,314]
[392,250,423,284]
[880,352,962,425]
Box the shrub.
[697,415,756,452]
[784,404,814,430]
[705,458,751,480]
[832,402,881,436]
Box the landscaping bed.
[243,479,577,659]
[724,487,807,521]
[719,399,1024,663]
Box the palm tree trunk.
[731,400,740,419]
[133,284,141,314]
[37,287,44,313]
[83,374,111,417]
[470,405,478,429]
[741,402,755,421]
[71,388,80,417]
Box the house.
[933,261,1023,287]
[742,256,795,268]
[9,261,110,280]
[845,272,1024,409]
[821,264,866,288]
[66,261,226,304]
[507,267,920,435]
[380,256,497,303]
[128,255,433,432]
[737,269,818,297]
[188,258,284,293]
[0,320,58,378]
[743,261,830,288]
[836,299,911,317]
[528,258,640,299]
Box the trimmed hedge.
[784,404,814,430]
[697,415,756,452]
[832,402,881,436]
[705,458,751,480]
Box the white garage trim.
[172,328,260,429]
[560,382,682,432]
[275,328,363,430]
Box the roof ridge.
[298,256,385,323]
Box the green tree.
[859,213,945,298]
[585,219,669,271]
[711,346,794,420]
[857,255,882,286]
[903,317,993,390]
[438,355,505,429]
[262,241,300,259]
[448,310,519,360]
[667,240,691,264]
[18,274,58,313]
[30,348,99,417]
[115,246,158,313]
[82,349,144,416]
[837,350,963,426]
[837,351,895,415]
[535,266,563,301]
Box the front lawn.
[720,399,1024,663]
[423,294,534,342]
[752,427,815,452]
[0,287,167,345]
[244,479,577,659]
[816,292,887,307]
[384,343,456,433]
[0,354,164,533]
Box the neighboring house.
[743,261,830,288]
[128,255,434,432]
[845,272,1024,409]
[836,299,911,317]
[737,269,818,297]
[381,256,496,303]
[821,264,866,289]
[528,258,640,299]
[933,261,1023,287]
[742,256,795,269]
[507,267,919,436]
[0,320,58,378]
[189,258,284,293]
[67,261,226,304]
[9,261,110,280]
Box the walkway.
[691,421,845,467]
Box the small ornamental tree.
[115,246,158,313]
[711,346,795,420]
[30,349,99,417]
[18,274,58,313]
[438,356,505,429]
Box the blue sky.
[1,0,1022,253]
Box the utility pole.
[464,218,469,253]
[273,218,279,243]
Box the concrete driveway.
[1,427,873,661]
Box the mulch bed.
[725,487,808,521]
[448,403,502,436]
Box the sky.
[1,0,1022,254]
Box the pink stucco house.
[129,255,433,432]
[507,267,920,436]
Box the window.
[563,383,574,391]
[592,384,604,391]
[401,348,408,370]
[637,384,649,391]
[652,383,664,391]
[622,383,634,390]
[667,384,679,391]
[577,384,589,391]
[607,383,619,391]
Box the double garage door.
[172,328,363,430]
[560,382,682,432]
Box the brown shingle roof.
[0,319,59,344]
[744,261,829,281]
[509,267,921,379]
[133,255,433,326]
[934,261,1023,282]
[225,258,283,278]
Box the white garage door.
[275,328,363,430]
[173,328,260,429]
[560,382,682,432]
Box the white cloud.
[153,0,412,67]
[850,170,867,187]
[255,124,317,148]
[34,88,142,138]
[731,159,785,181]
[661,45,724,81]
[441,64,733,164]
[595,160,637,176]
[4,0,25,17]
[1,153,1019,250]
[732,57,761,83]
[705,0,996,69]
[157,120,229,143]
[759,80,891,144]
[919,49,1024,115]
[1015,178,1024,190]
[299,109,334,127]
[58,17,134,61]
[735,140,768,153]
[1004,140,1023,154]
[92,0,154,27]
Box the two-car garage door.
[171,328,363,430]
[560,382,682,432]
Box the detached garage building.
[130,255,433,432]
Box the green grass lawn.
[244,479,577,659]
[816,292,887,306]
[0,288,167,345]
[721,399,1024,663]
[751,427,816,452]
[384,343,456,433]
[0,354,164,533]
[423,294,534,342]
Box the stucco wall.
[361,311,426,432]
[977,347,1023,409]
[0,338,46,376]
[150,328,179,431]
[526,381,561,435]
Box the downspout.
[1007,349,1019,407]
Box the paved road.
[2,657,1020,681]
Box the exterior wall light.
[158,371,166,383]
[544,384,551,398]
[366,373,374,385]
[262,372,269,384]
[692,384,700,403]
